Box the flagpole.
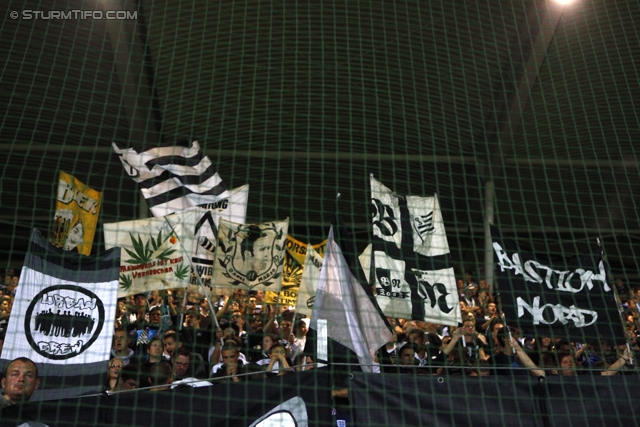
[496,293,517,354]
[597,237,634,366]
[492,252,516,354]
[367,179,376,292]
[273,295,280,324]
[484,181,495,294]
[162,216,221,330]
[178,288,189,332]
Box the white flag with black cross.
[368,176,460,325]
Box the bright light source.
[554,0,574,5]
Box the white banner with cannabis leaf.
[212,218,289,292]
[104,216,196,297]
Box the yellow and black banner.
[264,235,327,306]
[50,171,103,256]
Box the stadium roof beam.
[2,146,638,169]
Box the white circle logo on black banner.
[24,284,105,360]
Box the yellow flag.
[264,235,327,306]
[50,171,103,256]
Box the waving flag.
[0,229,119,400]
[50,171,103,256]
[368,176,460,325]
[104,215,197,297]
[295,244,324,316]
[265,236,327,307]
[112,139,228,217]
[212,218,289,292]
[310,225,392,373]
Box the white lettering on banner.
[517,296,598,328]
[41,293,97,311]
[493,242,610,293]
[57,180,99,214]
[38,340,84,355]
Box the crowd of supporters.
[106,287,315,391]
[88,272,640,389]
[406,275,639,378]
[0,267,638,406]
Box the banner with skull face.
[212,218,289,292]
[367,176,460,325]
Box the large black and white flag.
[112,139,228,217]
[0,230,120,401]
[492,228,626,344]
[364,176,461,325]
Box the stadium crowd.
[0,268,638,406]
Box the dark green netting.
[0,0,639,426]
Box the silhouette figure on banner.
[34,309,95,338]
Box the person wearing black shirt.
[180,310,214,363]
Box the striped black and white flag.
[112,140,228,217]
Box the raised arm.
[210,329,224,365]
[263,308,277,334]
[510,337,545,378]
[216,296,231,320]
[601,348,631,376]
[574,343,588,359]
[442,328,463,356]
